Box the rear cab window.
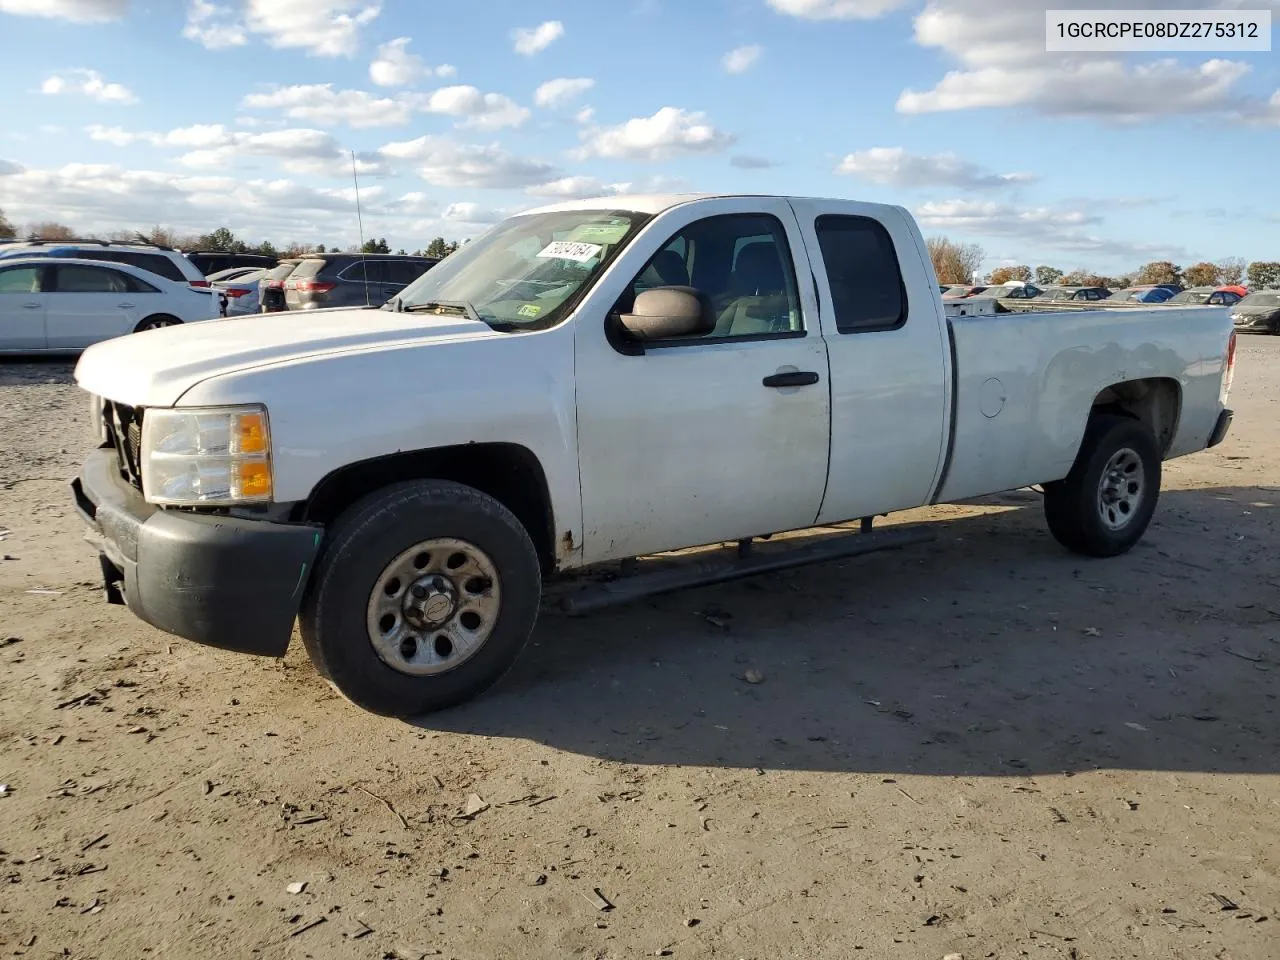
[812,215,907,334]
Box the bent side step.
[560,525,935,616]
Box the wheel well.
[1090,377,1181,454]
[297,443,557,574]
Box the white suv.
[0,239,210,289]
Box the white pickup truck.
[71,193,1237,717]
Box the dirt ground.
[1,338,1277,960]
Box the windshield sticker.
[516,303,542,318]
[537,240,603,264]
[566,222,632,245]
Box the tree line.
[0,210,463,261]
[929,236,1280,290]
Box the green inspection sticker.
[566,221,632,245]
[516,303,542,318]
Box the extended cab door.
[573,198,831,564]
[0,264,48,350]
[787,201,950,524]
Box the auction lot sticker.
[537,241,603,263]
[1046,9,1271,51]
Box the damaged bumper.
[71,447,321,657]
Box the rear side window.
[386,260,430,285]
[813,215,907,334]
[85,250,184,282]
[55,265,131,293]
[0,266,41,293]
[291,259,327,279]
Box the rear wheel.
[299,481,542,717]
[134,314,181,332]
[1043,414,1161,558]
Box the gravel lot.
[1,338,1277,960]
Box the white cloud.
[378,135,560,189]
[182,0,246,49]
[41,69,136,104]
[527,174,689,201]
[836,147,1035,189]
[242,83,413,127]
[84,122,388,177]
[767,0,909,19]
[900,0,1262,121]
[0,159,25,175]
[722,45,762,74]
[442,202,509,225]
[244,0,380,57]
[0,0,126,21]
[423,86,530,130]
[534,77,595,109]
[369,37,453,86]
[575,107,735,161]
[575,106,595,125]
[914,198,1187,261]
[512,20,563,55]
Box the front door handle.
[763,371,820,388]
[117,303,136,309]
[23,302,40,309]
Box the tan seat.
[712,243,795,337]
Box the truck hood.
[75,307,497,407]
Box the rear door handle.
[763,371,820,388]
[23,302,40,309]
[117,303,136,309]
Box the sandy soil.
[1,338,1277,960]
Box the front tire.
[1042,414,1161,558]
[134,314,181,332]
[299,481,541,717]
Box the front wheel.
[1042,414,1161,558]
[299,481,542,717]
[134,315,181,332]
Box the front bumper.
[1208,408,1234,449]
[72,447,322,657]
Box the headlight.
[141,404,273,506]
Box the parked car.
[212,268,267,317]
[0,256,218,353]
[284,253,439,310]
[0,239,210,289]
[184,251,277,277]
[206,266,265,284]
[981,283,1043,300]
[1038,286,1111,302]
[940,284,971,298]
[70,193,1236,717]
[1106,285,1175,303]
[1230,291,1280,333]
[1166,286,1243,307]
[259,259,302,313]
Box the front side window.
[395,209,652,330]
[0,266,41,293]
[813,215,906,333]
[620,213,803,340]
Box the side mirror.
[619,287,714,341]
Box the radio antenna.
[352,149,371,306]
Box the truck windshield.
[394,209,652,330]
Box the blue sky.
[1,0,1278,274]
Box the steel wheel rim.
[1097,447,1145,531]
[365,538,501,677]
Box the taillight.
[1222,330,1237,401]
[265,279,283,289]
[224,287,251,298]
[190,279,211,288]
[294,280,336,294]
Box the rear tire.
[1042,414,1161,558]
[134,314,181,332]
[299,481,542,717]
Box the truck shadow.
[420,484,1280,777]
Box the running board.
[559,525,935,616]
